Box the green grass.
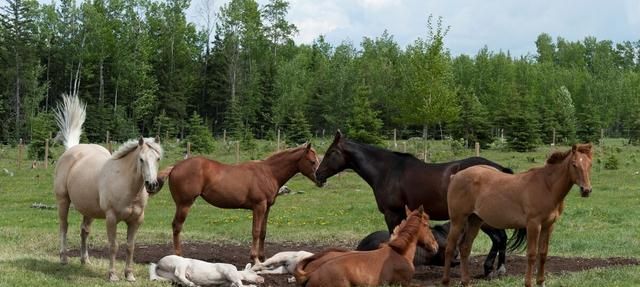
[1,138,640,286]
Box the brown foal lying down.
[294,206,439,287]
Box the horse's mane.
[265,145,307,162]
[388,214,423,253]
[546,150,571,164]
[348,140,421,163]
[111,138,163,159]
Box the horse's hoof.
[108,272,120,282]
[497,265,507,276]
[536,281,545,287]
[125,272,136,282]
[287,276,296,283]
[441,278,450,286]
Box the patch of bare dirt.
[69,242,640,286]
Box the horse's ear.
[334,130,343,142]
[572,144,577,152]
[154,135,160,143]
[418,205,424,213]
[405,205,411,216]
[305,142,312,150]
[244,263,252,270]
[138,136,144,146]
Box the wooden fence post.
[186,142,191,158]
[393,128,397,148]
[44,138,49,169]
[235,141,240,163]
[277,129,281,151]
[552,128,556,146]
[223,129,227,144]
[106,131,112,153]
[17,138,23,169]
[423,140,428,162]
[475,142,480,157]
[403,141,407,153]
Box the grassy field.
[1,138,640,286]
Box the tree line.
[2,0,640,152]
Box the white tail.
[54,94,86,150]
[148,263,159,281]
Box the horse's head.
[569,143,593,197]
[240,263,265,284]
[297,142,320,185]
[315,130,349,187]
[405,205,439,254]
[136,137,164,194]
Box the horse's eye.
[157,158,160,162]
[139,158,144,163]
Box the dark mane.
[348,140,422,163]
[546,150,571,164]
[388,214,421,253]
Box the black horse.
[356,223,457,266]
[315,131,525,277]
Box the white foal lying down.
[149,255,264,287]
[251,251,313,275]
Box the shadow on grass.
[4,258,104,281]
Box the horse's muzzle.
[580,186,591,198]
[145,179,163,194]
[315,178,326,187]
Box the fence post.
[403,141,407,153]
[235,141,240,163]
[223,129,227,144]
[475,142,480,157]
[393,128,397,149]
[552,128,556,146]
[17,138,23,169]
[186,142,191,158]
[44,138,49,169]
[277,129,281,151]
[423,140,428,162]
[106,131,112,153]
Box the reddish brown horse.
[442,144,593,287]
[159,143,319,264]
[294,206,439,287]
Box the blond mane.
[111,138,163,159]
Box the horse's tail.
[507,228,527,252]
[148,263,159,281]
[54,94,86,150]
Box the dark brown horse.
[442,144,593,287]
[315,131,524,276]
[294,206,439,287]
[159,143,320,264]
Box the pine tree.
[345,84,383,145]
[505,93,540,152]
[576,96,601,143]
[451,89,491,148]
[186,111,215,154]
[284,110,311,146]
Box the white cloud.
[355,0,396,11]
[288,0,351,44]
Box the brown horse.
[159,143,319,264]
[294,206,439,287]
[442,144,593,287]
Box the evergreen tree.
[345,83,383,145]
[451,89,491,148]
[284,110,311,146]
[185,111,215,154]
[504,93,540,152]
[576,97,601,143]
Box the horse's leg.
[56,194,70,264]
[496,228,508,275]
[251,202,267,265]
[460,215,482,286]
[258,206,271,262]
[124,219,142,282]
[172,199,195,256]
[383,210,404,233]
[442,216,467,286]
[524,222,541,287]
[80,215,94,265]
[479,226,507,277]
[536,225,554,287]
[106,211,119,282]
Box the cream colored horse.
[53,94,163,282]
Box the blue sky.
[187,0,640,56]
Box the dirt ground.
[73,241,640,286]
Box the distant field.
[1,138,639,286]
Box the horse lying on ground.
[356,222,459,267]
[442,144,594,287]
[251,251,314,275]
[53,94,163,281]
[294,206,438,287]
[149,255,264,287]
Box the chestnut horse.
[159,143,319,264]
[54,94,163,281]
[442,144,593,287]
[294,206,438,287]
[315,131,522,276]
